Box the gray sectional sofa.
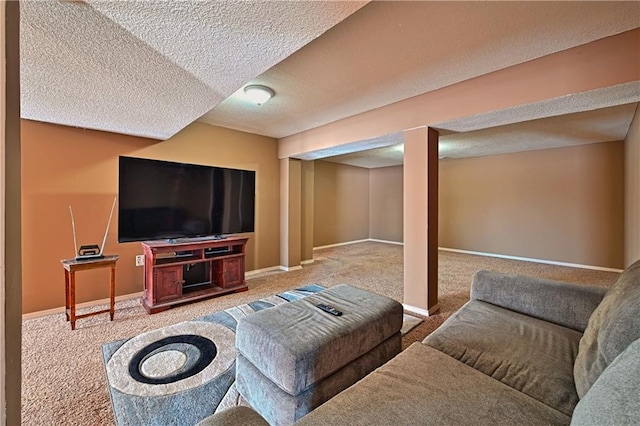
[200,259,640,425]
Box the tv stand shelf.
[141,236,249,314]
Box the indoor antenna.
[69,196,117,260]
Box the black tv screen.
[118,156,255,243]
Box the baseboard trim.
[403,303,440,317]
[368,238,403,246]
[438,248,623,273]
[280,265,303,272]
[245,265,284,278]
[246,262,311,277]
[23,291,143,320]
[313,239,370,250]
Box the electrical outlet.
[135,255,145,267]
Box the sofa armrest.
[197,406,269,426]
[471,270,607,332]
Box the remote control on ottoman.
[316,303,342,316]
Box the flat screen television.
[118,156,255,243]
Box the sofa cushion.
[471,270,606,332]
[574,259,640,398]
[297,343,570,426]
[571,337,640,425]
[423,299,581,416]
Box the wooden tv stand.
[141,236,249,314]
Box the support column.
[2,2,22,424]
[280,158,302,271]
[624,107,640,267]
[403,127,439,316]
[300,161,315,264]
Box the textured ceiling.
[433,82,640,134]
[19,1,640,151]
[319,82,640,167]
[20,0,366,139]
[441,103,638,160]
[201,1,640,138]
[322,102,639,168]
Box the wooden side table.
[61,255,119,330]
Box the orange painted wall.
[21,120,280,313]
[21,121,155,313]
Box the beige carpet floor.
[21,242,620,425]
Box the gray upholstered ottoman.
[235,284,403,426]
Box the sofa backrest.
[573,258,640,398]
[571,337,640,425]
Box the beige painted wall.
[625,105,640,267]
[369,166,403,242]
[439,142,625,269]
[313,161,369,247]
[313,141,625,269]
[21,120,280,313]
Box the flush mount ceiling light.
[244,85,275,105]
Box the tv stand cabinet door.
[221,257,244,288]
[154,266,183,303]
